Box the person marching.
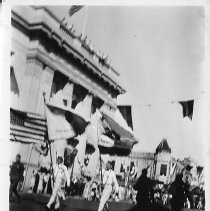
[133,168,154,210]
[98,161,119,211]
[45,154,70,211]
[170,173,192,211]
[9,154,24,202]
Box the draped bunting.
[83,108,138,156]
[117,105,133,129]
[100,111,138,144]
[10,108,46,144]
[179,100,194,120]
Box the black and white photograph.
[1,1,210,211]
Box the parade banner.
[45,103,76,140]
[98,135,114,148]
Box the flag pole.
[82,6,88,38]
[70,155,75,184]
[43,92,55,186]
[97,111,103,197]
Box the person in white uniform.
[98,161,119,211]
[45,155,70,211]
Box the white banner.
[98,135,114,148]
[45,103,76,140]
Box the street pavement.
[9,194,204,211]
[10,198,132,211]
[9,193,132,211]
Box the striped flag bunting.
[10,108,47,144]
[69,5,84,17]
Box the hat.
[57,154,64,161]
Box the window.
[160,164,167,176]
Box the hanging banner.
[179,100,194,120]
[45,103,75,140]
[45,102,88,141]
[98,135,114,148]
[117,106,133,129]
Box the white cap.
[56,153,64,159]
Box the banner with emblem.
[45,102,88,141]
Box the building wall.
[107,150,182,184]
[10,6,125,184]
[11,6,121,113]
[154,151,171,183]
[11,27,30,111]
[109,152,155,178]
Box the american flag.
[69,5,84,17]
[10,108,47,144]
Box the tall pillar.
[75,93,93,120]
[73,93,93,177]
[25,59,44,113]
[36,66,54,115]
[86,147,100,177]
[62,81,74,107]
[115,156,122,175]
[45,80,74,163]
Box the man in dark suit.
[9,154,24,202]
[170,173,192,211]
[133,168,154,210]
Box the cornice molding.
[26,48,117,108]
[11,9,126,95]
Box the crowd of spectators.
[59,18,112,70]
[28,169,205,210]
[10,152,205,211]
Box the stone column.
[86,147,100,176]
[115,156,122,175]
[62,81,74,107]
[45,80,74,164]
[75,93,93,120]
[73,93,93,177]
[36,66,54,115]
[25,59,44,113]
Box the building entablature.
[129,151,155,160]
[11,6,126,96]
[25,47,117,108]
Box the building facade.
[10,6,125,187]
[108,138,204,186]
